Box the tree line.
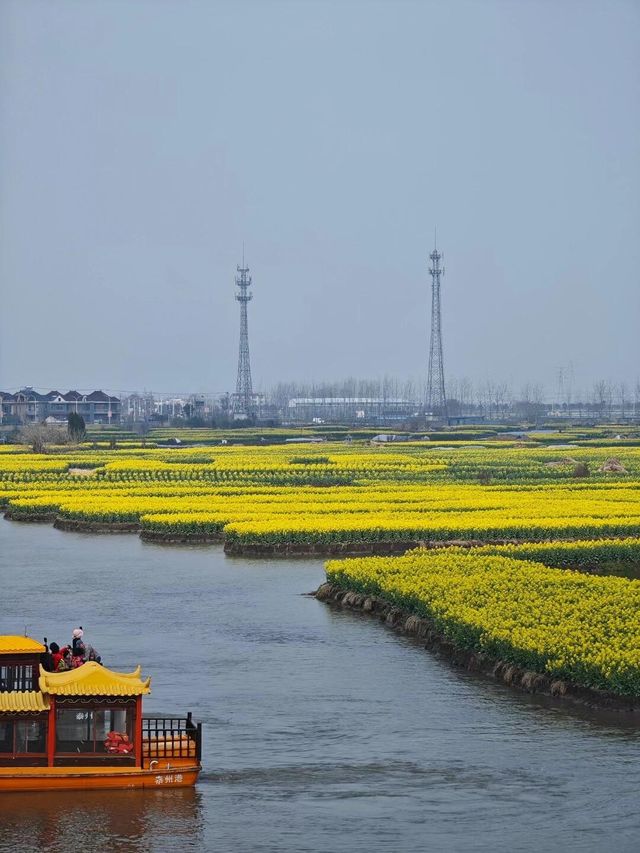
[266,376,640,420]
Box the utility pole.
[232,252,254,419]
[426,236,447,417]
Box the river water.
[0,520,639,852]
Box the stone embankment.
[314,581,640,714]
[224,540,427,557]
[4,511,57,524]
[223,539,504,557]
[53,517,141,534]
[140,530,222,544]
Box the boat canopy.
[0,691,50,712]
[0,636,46,654]
[39,662,151,696]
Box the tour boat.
[0,635,202,792]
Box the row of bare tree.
[266,377,640,420]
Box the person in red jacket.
[50,643,71,672]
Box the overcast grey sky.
[1,0,638,397]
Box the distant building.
[447,415,486,426]
[0,389,50,424]
[190,396,206,420]
[155,398,188,419]
[285,397,417,425]
[122,393,155,423]
[121,393,217,424]
[0,388,121,425]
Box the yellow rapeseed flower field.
[1,443,639,546]
[2,438,640,695]
[326,550,640,695]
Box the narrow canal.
[1,521,639,852]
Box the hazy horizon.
[1,0,638,397]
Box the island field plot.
[323,547,640,698]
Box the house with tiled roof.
[0,388,120,425]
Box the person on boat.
[51,643,71,671]
[49,642,61,670]
[71,627,84,653]
[84,643,102,664]
[40,639,54,672]
[71,643,86,668]
[71,626,102,665]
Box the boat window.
[0,717,47,755]
[0,719,13,753]
[56,706,135,755]
[0,664,36,692]
[15,719,47,753]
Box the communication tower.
[426,238,447,417]
[232,254,254,418]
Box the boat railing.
[141,712,202,762]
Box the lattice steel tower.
[232,256,254,418]
[426,239,447,416]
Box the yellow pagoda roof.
[0,636,45,654]
[0,691,50,712]
[39,663,151,696]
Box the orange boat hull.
[0,758,200,792]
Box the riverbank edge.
[53,517,141,533]
[140,529,223,544]
[4,510,57,524]
[2,513,639,570]
[4,510,141,533]
[222,538,547,556]
[314,581,640,713]
[224,539,474,556]
[0,511,509,551]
